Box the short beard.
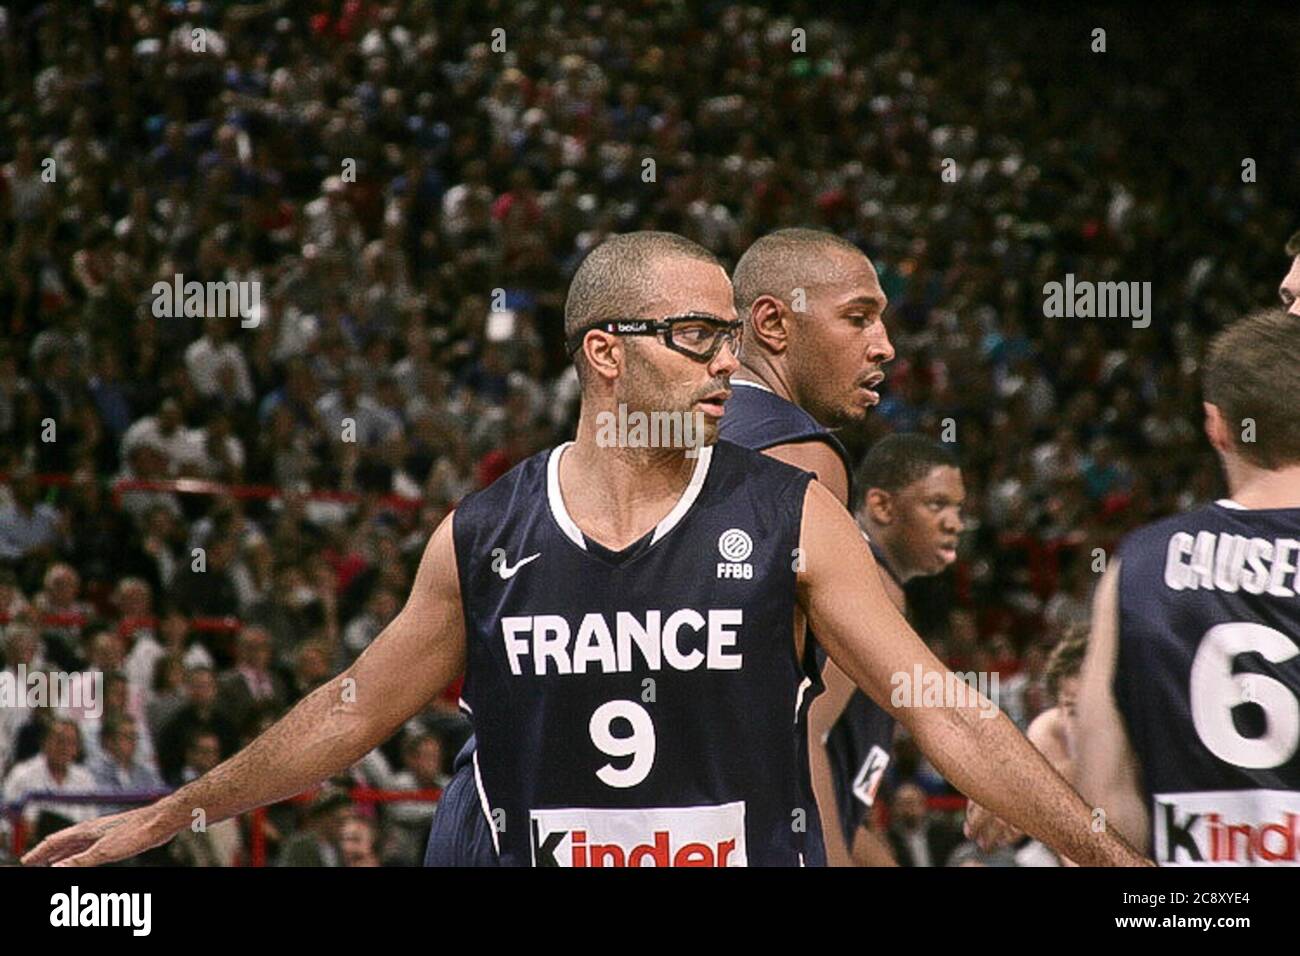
[616,344,719,454]
[619,340,684,418]
[822,397,868,429]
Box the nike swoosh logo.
[497,552,541,579]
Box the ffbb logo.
[716,528,753,579]
[530,803,748,867]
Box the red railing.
[872,792,968,829]
[109,476,422,512]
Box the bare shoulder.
[408,509,462,603]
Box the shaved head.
[563,231,737,450]
[732,228,871,320]
[565,232,723,346]
[731,228,892,427]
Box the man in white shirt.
[183,316,255,405]
[120,398,205,476]
[2,717,98,828]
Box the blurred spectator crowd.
[1,1,1296,863]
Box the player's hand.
[21,808,173,867]
[963,799,1022,851]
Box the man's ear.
[863,487,893,526]
[583,331,622,382]
[1203,401,1232,456]
[747,295,790,354]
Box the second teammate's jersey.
[454,440,822,866]
[1114,500,1300,866]
[824,541,902,845]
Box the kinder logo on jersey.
[716,528,754,579]
[530,802,747,867]
[1153,789,1300,865]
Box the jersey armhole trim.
[472,749,500,856]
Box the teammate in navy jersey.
[968,239,1300,858]
[26,232,1148,868]
[1076,307,1300,865]
[831,434,965,864]
[727,230,969,866]
[725,228,895,866]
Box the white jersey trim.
[794,675,812,723]
[473,749,500,856]
[547,442,715,550]
[649,444,714,545]
[547,441,587,549]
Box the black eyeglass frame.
[565,313,743,363]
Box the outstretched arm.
[796,481,1148,867]
[24,513,467,866]
[964,707,1075,854]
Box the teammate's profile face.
[1280,253,1300,317]
[787,249,894,427]
[890,465,966,576]
[616,257,739,447]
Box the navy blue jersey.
[720,380,855,504]
[823,541,902,846]
[424,735,499,866]
[720,378,897,850]
[1114,500,1300,865]
[454,440,822,866]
